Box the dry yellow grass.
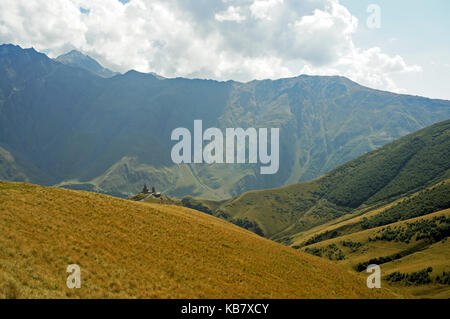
[0,182,396,299]
[303,209,450,298]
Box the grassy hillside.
[278,178,450,298]
[0,181,395,299]
[186,120,450,241]
[299,207,450,298]
[293,180,450,247]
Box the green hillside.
[294,180,450,248]
[186,120,450,242]
[1,44,450,199]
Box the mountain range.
[1,120,448,298]
[1,43,449,199]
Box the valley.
[182,120,450,298]
[1,44,449,199]
[186,120,450,241]
[0,44,449,299]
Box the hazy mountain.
[187,120,450,241]
[55,49,118,78]
[0,43,449,199]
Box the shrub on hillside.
[231,218,264,236]
[181,197,214,215]
[361,183,450,230]
[436,271,450,285]
[369,215,450,243]
[385,267,433,285]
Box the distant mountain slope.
[1,44,449,199]
[0,145,52,184]
[55,50,118,78]
[0,181,395,298]
[187,120,450,241]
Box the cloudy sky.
[0,0,449,99]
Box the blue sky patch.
[79,7,90,15]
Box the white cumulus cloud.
[215,6,246,23]
[250,0,283,20]
[0,0,422,93]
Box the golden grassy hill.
[299,208,450,298]
[0,182,397,299]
